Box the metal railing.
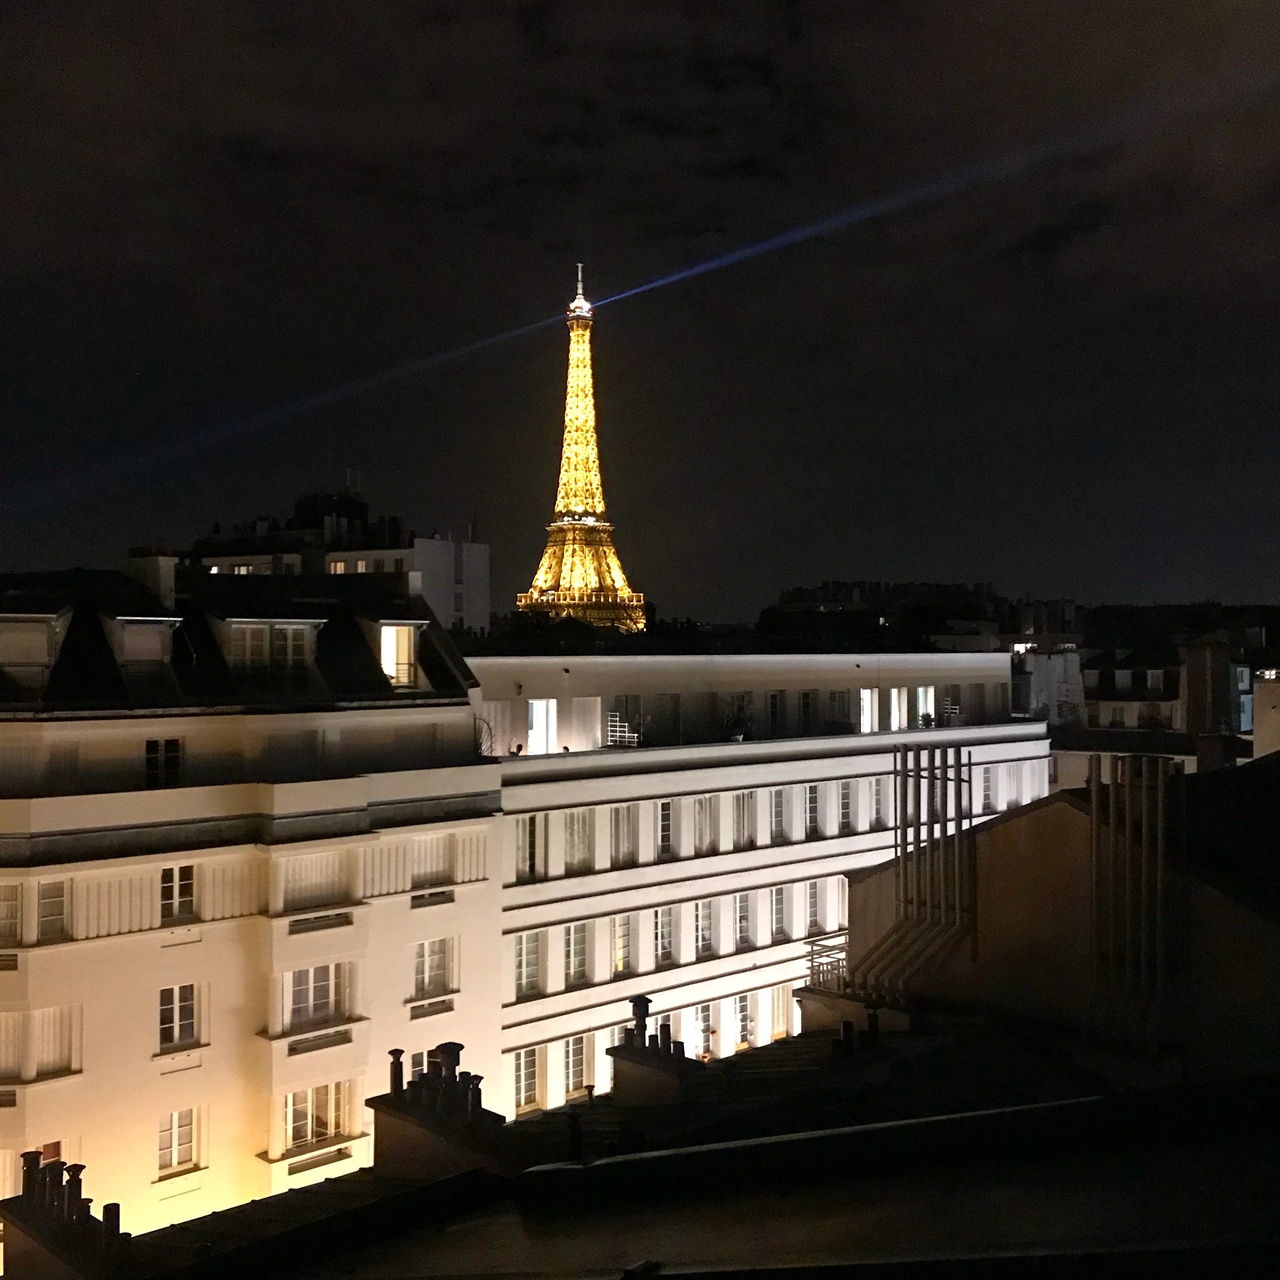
[805,932,850,994]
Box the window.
[610,804,639,868]
[328,560,347,575]
[981,767,993,812]
[657,800,674,858]
[564,809,595,875]
[516,815,542,882]
[771,885,786,940]
[37,881,67,943]
[769,789,786,842]
[159,984,197,1051]
[290,963,350,1029]
[145,738,182,789]
[514,1046,538,1110]
[859,687,878,732]
[564,922,588,985]
[805,785,820,838]
[767,691,786,736]
[0,884,20,944]
[379,625,416,688]
[735,993,751,1049]
[394,557,405,573]
[565,1035,586,1096]
[806,881,821,934]
[917,685,936,726]
[284,1081,348,1150]
[890,687,908,732]
[527,699,557,755]
[839,780,854,834]
[872,777,886,828]
[694,795,718,855]
[772,983,792,1040]
[515,932,542,998]
[232,563,251,576]
[694,1003,713,1057]
[654,907,674,966]
[1007,764,1020,807]
[355,559,367,574]
[160,865,195,923]
[695,900,714,958]
[158,1108,195,1175]
[413,940,453,1000]
[229,624,308,681]
[732,791,756,851]
[734,892,752,950]
[372,558,384,573]
[272,626,307,669]
[799,690,817,734]
[826,689,851,729]
[611,915,632,975]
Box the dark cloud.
[1,1,1280,618]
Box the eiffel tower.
[517,267,647,632]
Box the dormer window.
[380,625,416,688]
[228,623,311,688]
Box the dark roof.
[0,568,169,618]
[1176,751,1280,919]
[1079,647,1182,671]
[0,569,475,712]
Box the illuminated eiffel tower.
[517,267,647,632]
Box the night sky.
[3,2,1280,621]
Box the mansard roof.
[0,568,475,714]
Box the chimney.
[126,552,178,611]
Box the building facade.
[0,575,1048,1237]
[185,491,490,632]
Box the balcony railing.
[805,933,850,994]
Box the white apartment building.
[0,573,1048,1238]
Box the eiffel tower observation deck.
[517,267,647,632]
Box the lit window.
[611,915,632,975]
[859,687,878,732]
[527,699,557,755]
[160,865,195,922]
[159,984,197,1051]
[380,625,416,688]
[355,559,367,573]
[158,1108,196,1175]
[890,687,908,731]
[328,560,347,575]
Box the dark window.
[145,739,182,789]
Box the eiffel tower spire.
[517,267,646,631]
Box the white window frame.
[515,931,542,998]
[564,809,595,875]
[565,1034,586,1096]
[694,900,714,958]
[564,921,588,985]
[769,789,786,843]
[806,880,821,934]
[732,791,756,851]
[654,906,674,966]
[160,865,195,923]
[159,983,197,1052]
[284,1081,348,1152]
[805,784,820,838]
[694,795,718,855]
[158,1107,196,1176]
[37,880,67,943]
[514,1046,539,1111]
[735,993,751,1049]
[290,962,351,1030]
[734,892,752,950]
[657,799,673,857]
[0,883,21,944]
[610,804,639,868]
[771,885,786,940]
[414,939,454,1001]
[839,780,853,834]
[611,915,632,975]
